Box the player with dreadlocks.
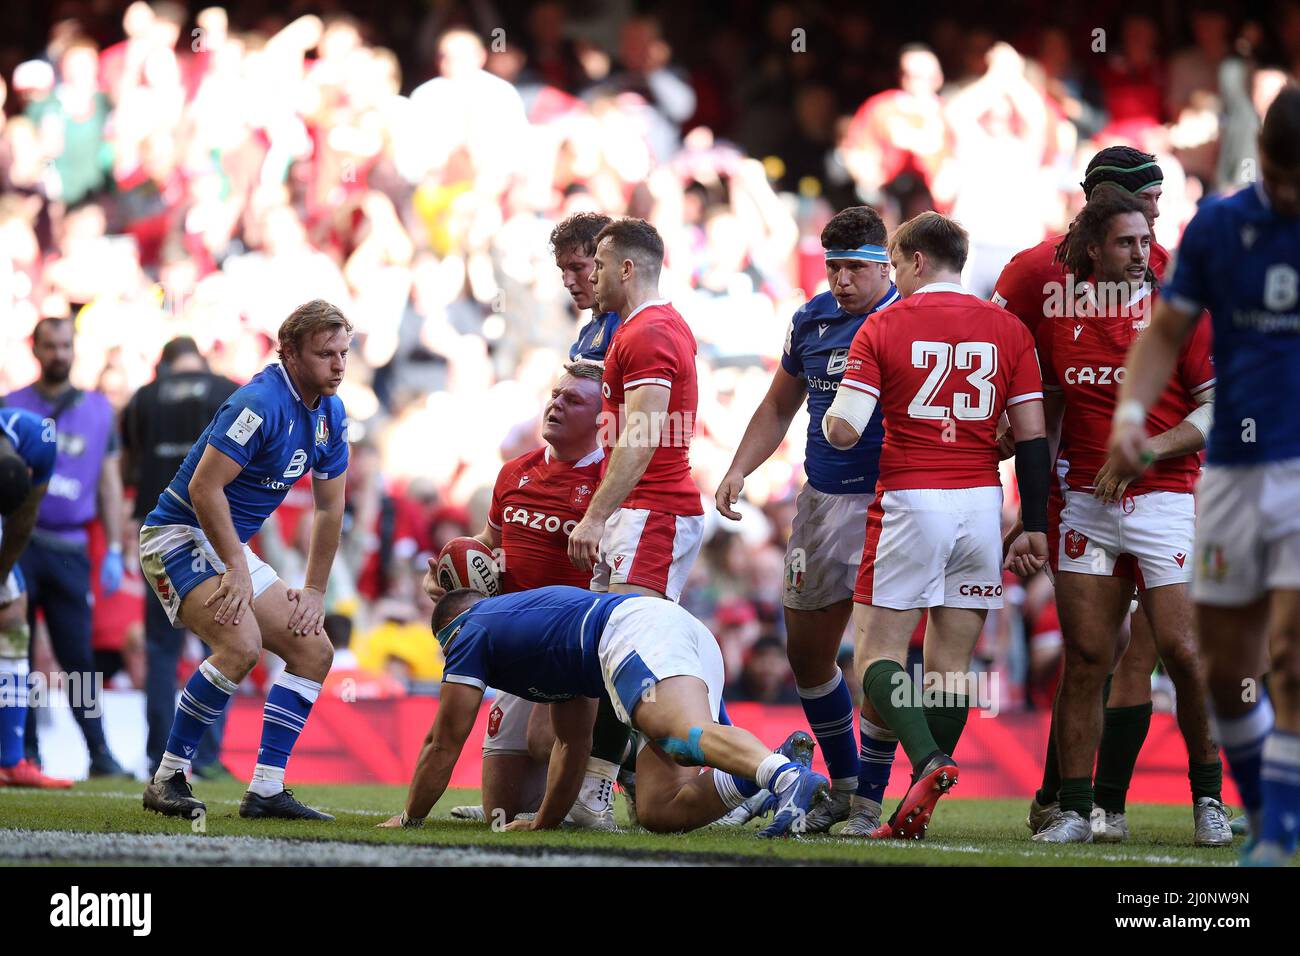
[992,146,1206,841]
[1012,185,1230,845]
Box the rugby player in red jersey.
[824,212,1050,838]
[1024,189,1230,845]
[425,365,618,828]
[567,218,704,601]
[993,147,1192,839]
[564,217,707,822]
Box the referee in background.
[120,338,238,780]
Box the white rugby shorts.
[854,487,1005,610]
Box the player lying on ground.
[715,204,900,833]
[1026,187,1229,846]
[1111,86,1300,866]
[0,408,71,788]
[824,212,1050,839]
[426,364,627,829]
[381,586,828,836]
[138,300,352,821]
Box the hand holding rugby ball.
[435,537,502,597]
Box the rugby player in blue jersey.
[0,408,72,788]
[715,206,899,833]
[551,212,622,364]
[138,300,352,821]
[1112,85,1300,865]
[381,586,828,836]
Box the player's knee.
[1064,642,1111,674]
[1157,640,1203,685]
[300,634,334,676]
[221,637,262,676]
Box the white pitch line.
[0,791,1236,865]
[0,828,677,868]
[0,787,392,817]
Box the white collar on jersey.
[914,281,977,296]
[544,445,605,468]
[624,298,670,325]
[273,362,321,411]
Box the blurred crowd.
[2,0,1294,713]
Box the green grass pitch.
[0,779,1246,866]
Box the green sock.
[925,693,969,757]
[1094,702,1152,813]
[1039,673,1115,806]
[864,659,940,767]
[591,693,632,765]
[1188,759,1223,804]
[1059,776,1094,816]
[1037,710,1062,806]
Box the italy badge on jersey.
[315,416,329,446]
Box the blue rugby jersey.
[0,408,56,487]
[1162,182,1300,465]
[145,363,348,542]
[780,287,899,493]
[570,311,621,362]
[438,587,638,703]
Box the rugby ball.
[436,537,502,597]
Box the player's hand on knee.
[715,471,744,520]
[422,558,447,604]
[206,567,254,625]
[286,584,326,636]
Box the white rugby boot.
[838,795,883,837]
[1026,796,1062,835]
[1031,809,1094,843]
[1092,810,1130,844]
[1193,797,1234,847]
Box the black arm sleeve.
[1014,437,1051,534]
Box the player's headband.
[1082,160,1163,198]
[824,244,890,264]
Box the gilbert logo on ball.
[436,537,502,597]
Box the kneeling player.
[382,586,828,836]
[432,364,623,827]
[1030,189,1229,845]
[0,408,72,788]
[824,212,1050,838]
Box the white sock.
[712,771,749,810]
[200,659,239,695]
[755,752,797,793]
[155,751,190,783]
[248,763,286,797]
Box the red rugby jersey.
[1037,285,1214,495]
[992,235,1171,338]
[841,284,1043,491]
[600,300,703,516]
[487,445,605,592]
